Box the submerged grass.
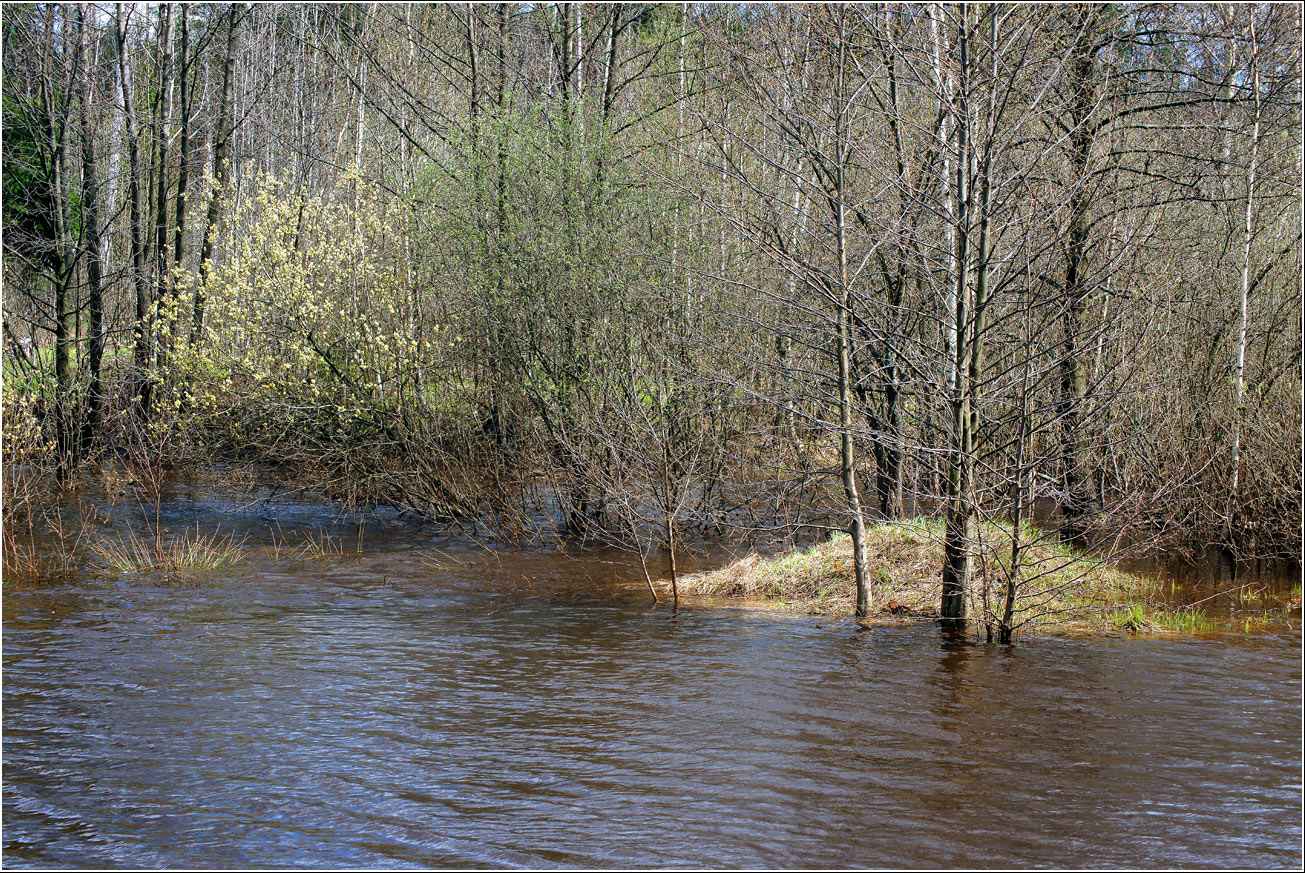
[46,519,360,584]
[270,527,361,561]
[3,532,88,586]
[4,500,102,587]
[674,519,1228,635]
[1108,604,1217,634]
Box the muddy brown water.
[3,486,1302,868]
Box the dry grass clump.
[91,525,246,576]
[679,526,940,616]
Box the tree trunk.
[165,4,190,361]
[663,440,679,606]
[1224,15,1261,547]
[117,4,152,421]
[941,10,973,628]
[193,3,239,346]
[151,4,175,382]
[834,5,871,619]
[876,9,907,520]
[488,2,510,450]
[49,84,76,471]
[1058,12,1101,534]
[78,4,105,455]
[572,1,583,140]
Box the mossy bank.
[662,520,1291,636]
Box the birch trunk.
[117,4,152,420]
[1224,16,1261,546]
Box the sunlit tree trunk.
[1224,15,1261,547]
[159,5,190,374]
[834,5,871,618]
[116,4,152,421]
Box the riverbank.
[5,468,1297,635]
[664,520,1299,635]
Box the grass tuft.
[91,525,246,575]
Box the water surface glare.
[4,544,1301,868]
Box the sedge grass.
[91,524,246,575]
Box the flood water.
[3,486,1302,868]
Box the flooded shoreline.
[7,471,1298,631]
[3,480,1302,868]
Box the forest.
[3,2,1301,636]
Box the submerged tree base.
[667,521,1272,636]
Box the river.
[3,486,1301,868]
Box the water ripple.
[4,550,1301,869]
